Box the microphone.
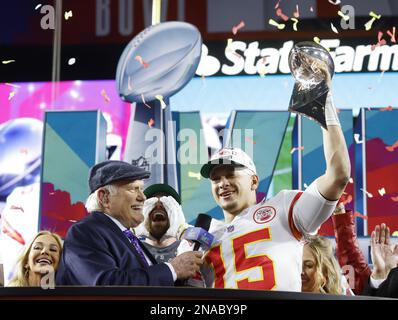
[182,213,214,251]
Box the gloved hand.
[159,196,188,238]
[133,197,158,237]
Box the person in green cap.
[134,184,188,264]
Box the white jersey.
[201,189,305,291]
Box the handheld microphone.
[182,213,214,251]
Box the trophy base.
[288,81,329,130]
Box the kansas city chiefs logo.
[253,206,276,224]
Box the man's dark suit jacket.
[362,267,398,298]
[56,211,174,286]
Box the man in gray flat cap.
[56,160,203,286]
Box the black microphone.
[193,213,213,251]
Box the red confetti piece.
[371,31,387,51]
[135,55,149,68]
[386,140,398,152]
[380,105,393,111]
[391,196,398,202]
[232,21,245,35]
[101,89,110,103]
[290,146,304,154]
[341,194,353,205]
[148,118,155,128]
[354,211,368,220]
[276,8,289,21]
[141,94,152,109]
[245,137,257,145]
[20,148,28,155]
[387,27,396,43]
[293,4,300,18]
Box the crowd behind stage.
[0,156,397,298]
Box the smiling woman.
[7,231,63,287]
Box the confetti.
[341,194,353,205]
[360,188,373,198]
[245,136,257,144]
[276,8,289,21]
[10,205,24,213]
[364,11,381,31]
[148,118,155,128]
[2,60,15,64]
[155,94,167,109]
[293,5,300,18]
[69,219,77,223]
[68,57,76,65]
[380,105,393,112]
[232,21,245,35]
[371,32,387,51]
[35,4,42,10]
[188,171,201,180]
[354,211,368,220]
[290,146,304,154]
[291,18,299,31]
[101,89,110,103]
[303,183,308,189]
[64,10,73,20]
[354,133,364,144]
[274,0,280,9]
[8,92,15,100]
[5,83,20,88]
[337,10,350,22]
[392,231,398,236]
[310,6,314,12]
[140,94,151,108]
[269,19,285,30]
[331,22,339,34]
[387,27,396,43]
[378,188,386,196]
[225,38,233,53]
[349,177,354,184]
[386,140,398,152]
[391,196,398,202]
[20,148,28,155]
[313,36,321,45]
[328,0,341,5]
[135,55,149,68]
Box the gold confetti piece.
[8,92,15,100]
[392,231,398,236]
[225,38,233,52]
[360,188,373,198]
[232,20,245,35]
[2,60,15,64]
[337,10,350,21]
[349,177,354,184]
[258,64,267,77]
[331,22,339,34]
[155,94,166,109]
[135,55,149,68]
[35,4,42,10]
[188,171,201,180]
[140,94,151,108]
[369,11,381,20]
[291,18,299,31]
[354,133,363,144]
[313,36,321,44]
[290,146,304,154]
[364,18,376,31]
[101,89,110,103]
[378,188,386,196]
[5,83,20,88]
[148,118,155,128]
[387,27,396,43]
[64,10,73,20]
[268,18,285,30]
[68,58,76,65]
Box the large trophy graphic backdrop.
[288,41,335,129]
[116,0,202,190]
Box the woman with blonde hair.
[301,236,344,294]
[8,230,63,287]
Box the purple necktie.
[123,229,149,267]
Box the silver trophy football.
[288,41,335,129]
